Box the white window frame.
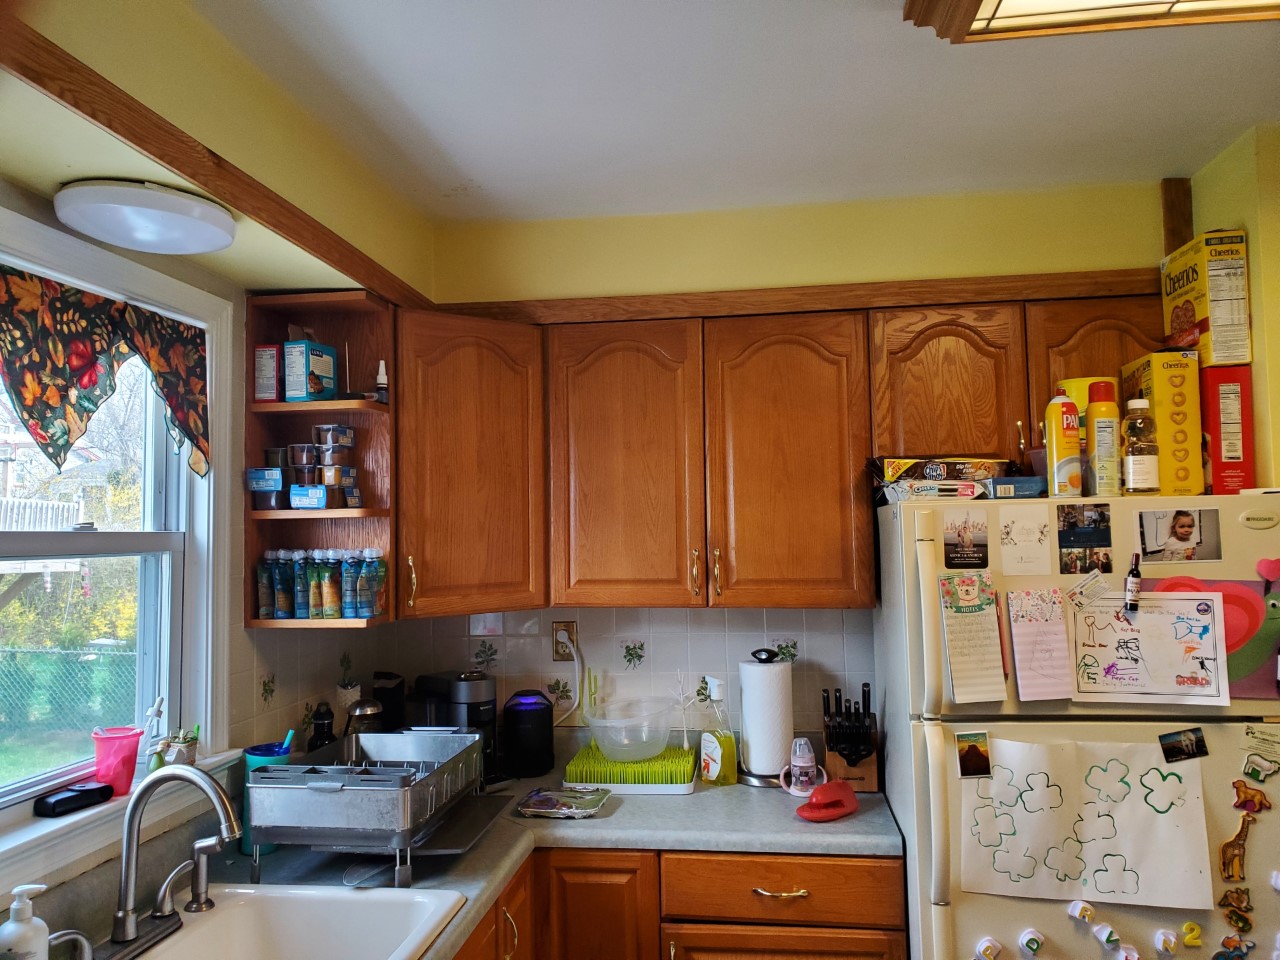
[0,201,235,892]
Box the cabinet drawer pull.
[502,906,517,960]
[1016,419,1026,456]
[691,548,701,597]
[712,547,723,598]
[752,886,810,900]
[670,942,676,959]
[407,555,417,608]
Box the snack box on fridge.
[283,339,337,402]
[1120,350,1203,497]
[1161,229,1251,366]
[1200,365,1255,495]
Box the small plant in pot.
[335,651,361,733]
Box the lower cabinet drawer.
[661,853,904,929]
[663,922,907,960]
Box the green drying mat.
[563,741,696,795]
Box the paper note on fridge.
[939,572,1007,703]
[1072,592,1230,706]
[1008,588,1072,701]
[960,738,1212,909]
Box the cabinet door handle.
[712,547,723,598]
[752,886,810,899]
[1016,419,1026,456]
[670,942,676,959]
[502,906,517,960]
[407,555,417,608]
[691,548,701,597]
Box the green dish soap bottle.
[700,677,737,786]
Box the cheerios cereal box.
[1161,229,1250,366]
[1120,351,1203,496]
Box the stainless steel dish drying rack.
[247,729,493,886]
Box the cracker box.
[283,339,337,402]
[1120,351,1203,497]
[1200,365,1255,495]
[1161,230,1251,366]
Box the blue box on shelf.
[289,484,328,510]
[245,467,283,492]
[283,340,337,402]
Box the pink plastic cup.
[92,726,145,797]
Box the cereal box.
[1120,351,1203,497]
[1199,365,1255,495]
[283,340,337,402]
[1161,230,1250,366]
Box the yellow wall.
[434,183,1164,302]
[1192,124,1280,485]
[18,0,437,299]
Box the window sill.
[0,750,240,894]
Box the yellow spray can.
[1045,388,1082,497]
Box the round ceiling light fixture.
[53,179,236,255]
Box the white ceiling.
[189,0,1280,223]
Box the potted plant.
[335,651,360,732]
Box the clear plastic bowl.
[585,697,675,762]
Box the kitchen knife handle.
[407,555,417,608]
[752,887,810,900]
[712,547,723,597]
[691,548,701,597]
[502,906,518,960]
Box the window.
[0,358,186,806]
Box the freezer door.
[931,719,1279,960]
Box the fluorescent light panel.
[970,0,1280,35]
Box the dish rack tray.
[248,730,483,852]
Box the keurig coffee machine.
[419,670,498,781]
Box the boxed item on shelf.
[254,345,281,401]
[868,457,1009,505]
[289,484,328,510]
[981,476,1048,498]
[284,339,338,402]
[344,487,364,508]
[245,467,283,491]
[317,465,357,487]
[314,423,355,447]
[1200,365,1255,494]
[1120,350,1203,497]
[1161,229,1251,366]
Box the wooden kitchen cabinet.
[396,311,547,617]
[705,312,874,608]
[548,319,706,606]
[1024,295,1164,441]
[452,910,498,960]
[661,853,906,960]
[663,923,907,960]
[451,856,533,960]
[549,313,874,608]
[869,302,1030,463]
[535,848,660,960]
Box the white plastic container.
[0,884,49,960]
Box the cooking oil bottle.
[1044,388,1082,497]
[700,677,737,786]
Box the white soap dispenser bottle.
[0,884,49,960]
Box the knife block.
[822,731,880,793]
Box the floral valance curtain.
[0,263,210,476]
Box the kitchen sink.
[139,883,465,960]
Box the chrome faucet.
[110,765,241,945]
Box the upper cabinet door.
[549,320,705,607]
[396,311,547,617]
[870,303,1030,463]
[1025,295,1166,422]
[705,313,874,608]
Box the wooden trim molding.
[0,18,434,310]
[442,268,1161,325]
[1161,178,1194,256]
[903,0,981,43]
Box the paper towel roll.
[739,659,794,776]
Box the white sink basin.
[141,884,466,960]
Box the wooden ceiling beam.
[0,17,434,309]
[1160,178,1194,255]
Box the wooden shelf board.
[248,290,389,313]
[246,615,389,629]
[249,399,390,415]
[249,508,389,520]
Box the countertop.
[210,733,903,960]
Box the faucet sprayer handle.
[185,835,225,914]
[153,860,193,918]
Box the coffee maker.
[416,670,498,781]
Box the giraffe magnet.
[1220,812,1257,882]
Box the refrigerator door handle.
[924,721,951,907]
[916,510,944,719]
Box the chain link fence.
[0,647,136,729]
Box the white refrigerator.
[873,494,1280,960]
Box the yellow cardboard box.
[1161,229,1250,366]
[1120,351,1203,496]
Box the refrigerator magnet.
[943,506,989,568]
[956,731,992,778]
[1231,779,1271,812]
[1158,726,1209,763]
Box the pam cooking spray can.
[1045,388,1082,497]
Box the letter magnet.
[1018,930,1044,955]
[976,936,1003,960]
[1068,900,1095,922]
[1094,924,1120,947]
[1154,929,1178,955]
[1118,946,1140,960]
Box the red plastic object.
[796,779,859,822]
